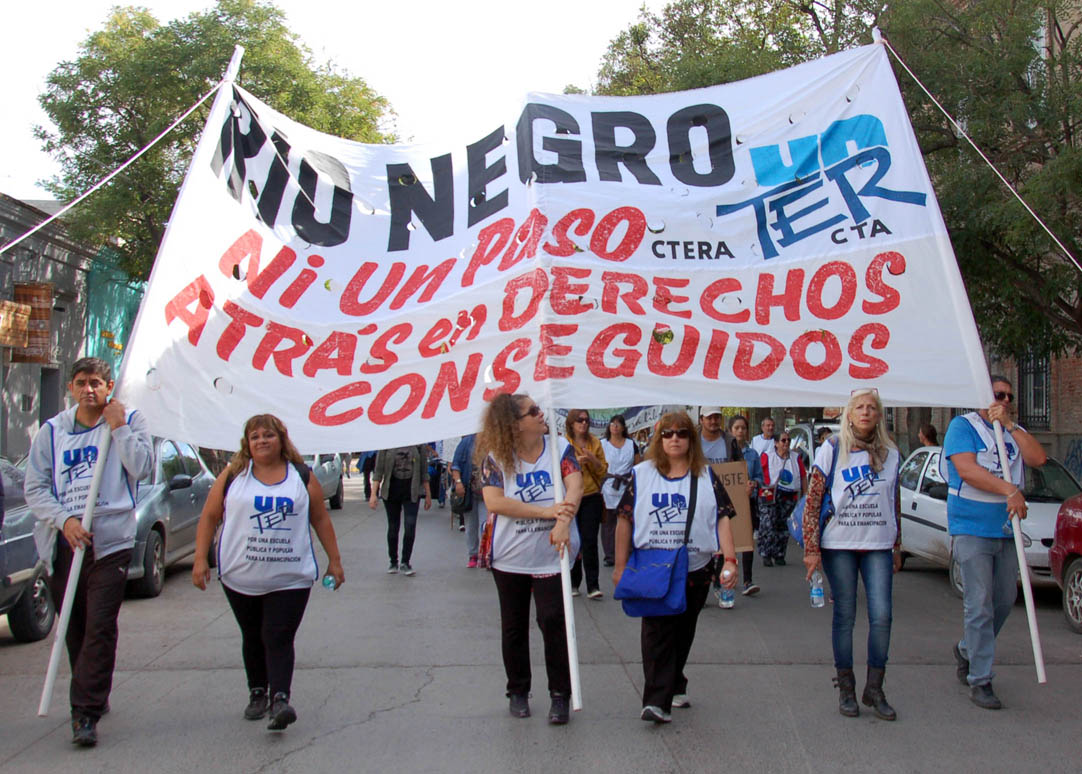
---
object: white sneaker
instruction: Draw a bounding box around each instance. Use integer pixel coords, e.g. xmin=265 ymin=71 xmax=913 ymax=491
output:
xmin=671 ymin=694 xmax=691 ymax=709
xmin=640 ymin=705 xmax=671 ymax=723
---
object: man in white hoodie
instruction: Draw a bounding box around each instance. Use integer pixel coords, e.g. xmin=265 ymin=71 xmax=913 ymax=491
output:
xmin=25 ymin=358 xmax=152 ymax=747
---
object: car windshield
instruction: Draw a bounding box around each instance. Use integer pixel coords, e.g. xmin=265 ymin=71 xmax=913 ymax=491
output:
xmin=1023 ymin=458 xmax=1082 ymax=502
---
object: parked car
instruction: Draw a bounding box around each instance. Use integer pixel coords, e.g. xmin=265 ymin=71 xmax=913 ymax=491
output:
xmin=788 ymin=421 xmax=841 ymax=469
xmin=898 ymin=445 xmax=1082 ymax=596
xmin=1050 ymin=493 xmax=1082 ymax=633
xmin=0 ymin=457 xmax=55 ymax=642
xmin=127 ymin=438 xmax=217 ymax=597
xmin=303 ymin=454 xmax=344 ymax=510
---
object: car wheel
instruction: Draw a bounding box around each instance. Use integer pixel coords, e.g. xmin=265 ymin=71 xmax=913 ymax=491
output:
xmin=949 ymin=551 xmax=965 ymax=599
xmin=1063 ymin=557 xmax=1082 ymax=634
xmin=329 ymin=477 xmax=344 ymax=510
xmin=7 ymin=568 xmax=56 ymax=642
xmin=130 ymin=530 xmax=165 ymax=598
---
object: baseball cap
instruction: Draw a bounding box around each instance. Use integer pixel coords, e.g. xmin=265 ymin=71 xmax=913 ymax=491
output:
xmin=701 ymin=406 xmax=723 ymax=417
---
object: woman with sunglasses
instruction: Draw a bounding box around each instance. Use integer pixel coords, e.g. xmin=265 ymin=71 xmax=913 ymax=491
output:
xmin=802 ymin=388 xmax=902 ymax=720
xmin=600 ymin=414 xmax=641 ymax=568
xmin=477 ymin=394 xmax=583 ymax=724
xmin=758 ymin=431 xmax=805 ymax=566
xmin=612 ymin=412 xmax=737 ymax=723
xmin=565 ymin=409 xmax=608 ymax=598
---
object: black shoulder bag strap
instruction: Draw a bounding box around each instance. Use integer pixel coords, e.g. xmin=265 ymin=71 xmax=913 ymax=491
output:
xmin=683 ymin=474 xmax=698 ymax=545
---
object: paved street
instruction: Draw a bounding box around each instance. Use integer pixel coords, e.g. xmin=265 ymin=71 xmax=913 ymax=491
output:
xmin=1 ymin=476 xmax=1079 ymax=773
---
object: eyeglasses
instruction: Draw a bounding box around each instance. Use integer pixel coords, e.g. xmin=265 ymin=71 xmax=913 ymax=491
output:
xmin=994 ymin=391 xmax=1015 ymax=403
xmin=851 ymin=387 xmax=879 ymax=396
xmin=659 ymin=428 xmax=691 ymax=439
xmin=518 ymin=405 xmax=543 ymax=419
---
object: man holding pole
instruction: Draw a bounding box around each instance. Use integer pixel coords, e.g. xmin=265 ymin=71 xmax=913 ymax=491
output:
xmin=941 ymin=376 xmax=1046 ymax=709
xmin=25 ymin=358 xmax=152 ymax=746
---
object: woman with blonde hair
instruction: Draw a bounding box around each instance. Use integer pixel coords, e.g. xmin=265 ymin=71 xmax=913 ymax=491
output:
xmin=802 ymin=389 xmax=902 ymax=721
xmin=193 ymin=414 xmax=344 ymax=731
xmin=612 ymin=411 xmax=737 ymax=723
xmin=477 ymin=394 xmax=583 ymax=724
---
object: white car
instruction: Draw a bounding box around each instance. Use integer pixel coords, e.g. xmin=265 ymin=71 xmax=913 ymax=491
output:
xmin=898 ymin=445 xmax=1082 ymax=595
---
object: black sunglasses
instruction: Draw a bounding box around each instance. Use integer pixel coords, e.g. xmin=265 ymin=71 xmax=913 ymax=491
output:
xmin=518 ymin=405 xmax=543 ymax=419
xmin=659 ymin=428 xmax=691 ymax=439
xmin=573 ymin=416 xmax=589 ymax=424
xmin=994 ymin=391 xmax=1014 ymax=403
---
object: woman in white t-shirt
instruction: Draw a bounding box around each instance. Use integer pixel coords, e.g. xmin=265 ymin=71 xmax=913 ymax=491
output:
xmin=192 ymin=414 xmax=344 ymax=732
xmin=600 ymin=414 xmax=640 ymax=568
xmin=478 ymin=394 xmax=583 ymax=725
xmin=612 ymin=411 xmax=737 ymax=724
xmin=802 ymin=389 xmax=902 ymax=722
xmin=758 ymin=431 xmax=805 ymax=566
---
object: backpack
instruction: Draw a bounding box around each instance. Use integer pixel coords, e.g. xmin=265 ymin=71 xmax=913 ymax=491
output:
xmin=223 ymin=461 xmax=311 ymax=496
xmin=787 ymin=439 xmax=839 ymax=548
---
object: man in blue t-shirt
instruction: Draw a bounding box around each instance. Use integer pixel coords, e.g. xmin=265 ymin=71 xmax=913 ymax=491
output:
xmin=941 ymin=376 xmax=1046 ymax=710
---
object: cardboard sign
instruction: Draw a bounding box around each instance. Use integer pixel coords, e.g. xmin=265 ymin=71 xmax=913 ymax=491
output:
xmin=710 ymin=460 xmax=753 ymax=553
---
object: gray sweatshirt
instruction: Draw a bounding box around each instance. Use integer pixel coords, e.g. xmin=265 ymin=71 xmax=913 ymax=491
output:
xmin=25 ymin=405 xmax=153 ymax=565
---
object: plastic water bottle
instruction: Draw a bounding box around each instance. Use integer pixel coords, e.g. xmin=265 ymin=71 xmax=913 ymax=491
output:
xmin=718 ymin=568 xmax=735 ymax=608
xmin=322 ymin=574 xmax=336 ymax=590
xmin=809 ymin=569 xmax=825 ymax=608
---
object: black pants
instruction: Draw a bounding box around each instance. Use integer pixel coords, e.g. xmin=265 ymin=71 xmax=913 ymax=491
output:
xmin=570 ymin=492 xmax=604 ymax=592
xmin=601 ymin=507 xmax=617 ymax=563
xmin=50 ymin=541 xmax=132 ymax=721
xmin=223 ymin=585 xmax=310 ymax=698
xmin=385 ymin=495 xmax=420 ymax=564
xmin=492 ymin=568 xmax=570 ymax=697
xmin=641 ymin=566 xmax=713 ymax=712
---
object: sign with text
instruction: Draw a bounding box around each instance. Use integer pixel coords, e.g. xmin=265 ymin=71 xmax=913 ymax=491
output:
xmin=711 ymin=461 xmax=753 ymax=554
xmin=119 ymin=43 xmax=989 ymax=452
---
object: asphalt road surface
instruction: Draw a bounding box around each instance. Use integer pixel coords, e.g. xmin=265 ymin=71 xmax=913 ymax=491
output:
xmin=2 ymin=476 xmax=1079 ymax=773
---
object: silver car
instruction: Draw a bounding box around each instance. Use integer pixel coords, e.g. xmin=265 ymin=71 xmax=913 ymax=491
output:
xmin=126 ymin=438 xmax=217 ymax=597
xmin=302 ymin=454 xmax=345 ymax=510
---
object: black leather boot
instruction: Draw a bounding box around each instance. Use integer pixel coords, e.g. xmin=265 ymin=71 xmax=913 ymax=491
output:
xmin=833 ymin=668 xmax=859 ymax=717
xmin=861 ymin=666 xmax=897 ymax=720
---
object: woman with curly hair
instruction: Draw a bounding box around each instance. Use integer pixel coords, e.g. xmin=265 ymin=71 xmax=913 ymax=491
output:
xmin=476 ymin=393 xmax=583 ymax=724
xmin=612 ymin=411 xmax=737 ymax=723
xmin=802 ymin=389 xmax=902 ymax=721
xmin=192 ymin=414 xmax=344 ymax=732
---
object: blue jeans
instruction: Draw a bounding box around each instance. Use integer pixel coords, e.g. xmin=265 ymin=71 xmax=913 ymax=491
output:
xmin=954 ymin=535 xmax=1017 ymax=686
xmin=821 ymin=549 xmax=894 ymax=669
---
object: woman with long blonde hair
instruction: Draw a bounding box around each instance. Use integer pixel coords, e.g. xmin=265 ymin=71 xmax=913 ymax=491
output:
xmin=476 ymin=393 xmax=583 ymax=724
xmin=802 ymin=388 xmax=902 ymax=721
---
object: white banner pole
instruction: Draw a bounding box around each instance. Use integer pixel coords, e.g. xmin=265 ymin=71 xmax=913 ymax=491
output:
xmin=991 ymin=420 xmax=1047 ymax=684
xmin=38 ymin=44 xmax=247 ymax=718
xmin=548 ymin=413 xmax=583 ymax=711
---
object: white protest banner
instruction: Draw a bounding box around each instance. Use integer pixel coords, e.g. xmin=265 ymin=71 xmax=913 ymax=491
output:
xmin=119 ymin=41 xmax=989 ymax=452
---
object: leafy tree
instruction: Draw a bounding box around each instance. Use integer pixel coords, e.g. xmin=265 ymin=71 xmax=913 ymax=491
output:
xmin=883 ymin=0 xmax=1082 ymax=357
xmin=595 ymin=0 xmax=1082 ymax=357
xmin=37 ymin=0 xmax=392 ymax=280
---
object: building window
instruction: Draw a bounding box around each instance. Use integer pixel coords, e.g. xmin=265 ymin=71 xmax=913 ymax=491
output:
xmin=1017 ymin=354 xmax=1051 ymax=430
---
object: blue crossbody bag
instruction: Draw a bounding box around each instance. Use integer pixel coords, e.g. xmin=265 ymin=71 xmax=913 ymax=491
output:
xmin=613 ymin=474 xmax=698 ymax=617
xmin=788 ymin=439 xmax=839 ymax=548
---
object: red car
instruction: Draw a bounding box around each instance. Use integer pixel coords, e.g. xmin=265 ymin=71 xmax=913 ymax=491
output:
xmin=1050 ymin=492 xmax=1082 ymax=633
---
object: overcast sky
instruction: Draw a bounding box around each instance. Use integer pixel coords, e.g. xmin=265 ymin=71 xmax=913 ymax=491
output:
xmin=2 ymin=0 xmax=668 ymax=200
